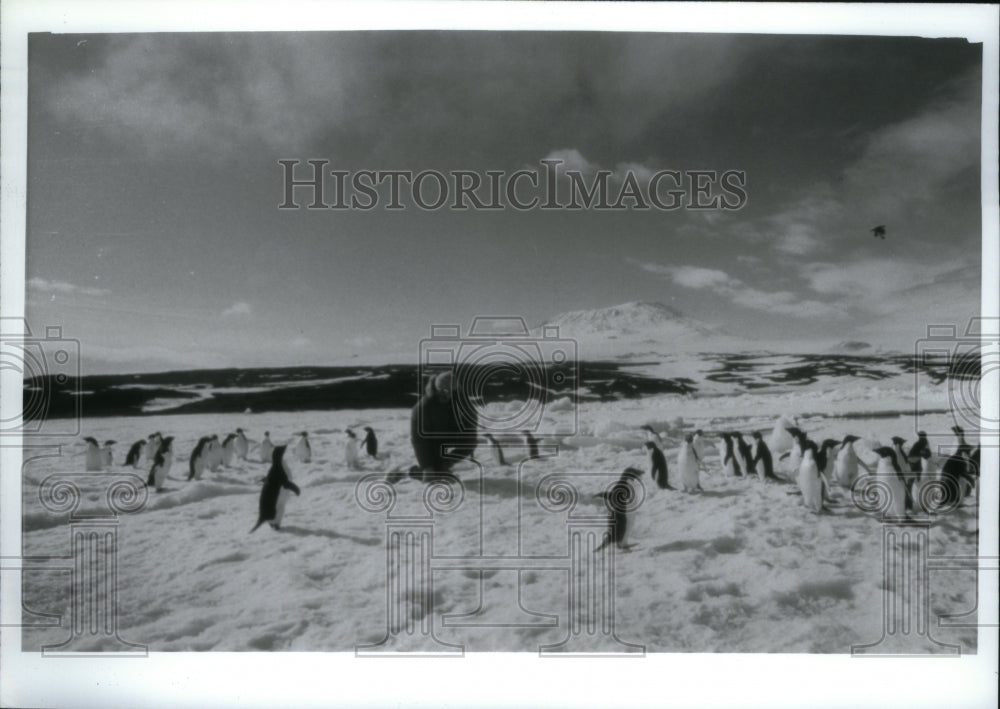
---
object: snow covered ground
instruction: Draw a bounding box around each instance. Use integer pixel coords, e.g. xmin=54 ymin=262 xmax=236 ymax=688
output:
xmin=20 ymin=376 xmax=982 ymax=654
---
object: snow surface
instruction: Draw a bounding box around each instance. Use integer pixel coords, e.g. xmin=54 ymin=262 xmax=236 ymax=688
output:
xmin=20 ymin=376 xmax=981 ymax=654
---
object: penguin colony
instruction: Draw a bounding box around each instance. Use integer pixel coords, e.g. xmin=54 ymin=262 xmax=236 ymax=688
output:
xmin=80 ymin=413 xmax=978 ymax=542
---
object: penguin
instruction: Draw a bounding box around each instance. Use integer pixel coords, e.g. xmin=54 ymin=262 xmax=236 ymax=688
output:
xmin=188 ymin=436 xmax=212 ymax=481
xmin=719 ymin=433 xmax=739 ymax=477
xmin=206 ymin=435 xmax=224 ymax=471
xmin=906 ymin=431 xmax=930 ymax=471
xmin=781 ymin=427 xmax=807 ymax=475
xmin=145 ymin=432 xmax=162 ymax=462
xmin=593 ymin=466 xmax=644 ymax=552
xmin=523 ymin=431 xmax=540 ymax=460
xmin=147 ymin=436 xmax=174 ymax=492
xmin=678 ymin=434 xmax=701 ymax=492
xmin=100 ymin=440 xmax=116 ymax=469
xmin=951 ymin=425 xmax=972 ymax=456
xmin=833 ymin=434 xmax=870 ymax=489
xmin=871 ymin=225 xmax=886 ymax=239
xmin=291 ymin=431 xmax=311 ymax=464
xmin=733 ymin=432 xmax=756 ymax=478
xmin=362 ymin=427 xmax=379 ymax=458
xmin=83 ymin=437 xmax=103 ymax=471
xmin=234 ymin=428 xmax=250 ymax=460
xmin=124 ymin=439 xmax=146 ymax=468
xmin=484 ymin=433 xmax=507 ymax=467
xmin=796 ymin=441 xmax=825 ymax=514
xmin=817 ymin=439 xmax=840 ymax=504
xmin=259 ymin=431 xmax=274 ymax=464
xmin=345 ymin=429 xmax=361 ymax=470
xmin=644 ymin=440 xmax=673 ymax=490
xmin=640 ymin=424 xmax=663 ymax=445
xmin=751 ymin=432 xmax=779 ymax=481
xmin=912 ymin=448 xmax=939 ymax=515
xmin=221 ymin=433 xmax=238 ymax=467
xmin=967 ymin=447 xmax=980 ymax=499
xmin=891 ymin=436 xmax=915 ymax=511
xmin=940 ymin=447 xmax=975 ymax=508
xmin=250 ymin=445 xmax=301 ymax=532
xmin=872 ymin=446 xmax=908 ymax=519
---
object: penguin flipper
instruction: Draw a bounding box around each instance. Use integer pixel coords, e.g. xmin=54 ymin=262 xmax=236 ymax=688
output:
xmin=285 ymin=481 xmax=302 ymax=496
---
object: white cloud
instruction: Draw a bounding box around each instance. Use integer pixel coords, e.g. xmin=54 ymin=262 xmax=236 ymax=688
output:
xmin=221 ymin=301 xmax=252 ymax=317
xmin=543 ymin=148 xmax=598 ymax=175
xmin=27 ymin=277 xmax=110 ymax=297
xmin=628 ymin=258 xmax=846 ymax=319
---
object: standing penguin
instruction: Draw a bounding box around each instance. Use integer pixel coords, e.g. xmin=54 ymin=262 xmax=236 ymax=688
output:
xmin=833 ymin=434 xmax=870 ymax=489
xmin=484 ymin=434 xmax=507 ymax=467
xmin=733 ymin=433 xmax=756 ymax=478
xmin=206 ymin=435 xmax=224 ymax=471
xmin=100 ymin=440 xmax=116 ymax=469
xmin=644 ymin=440 xmax=673 ymax=490
xmin=145 ymin=432 xmax=162 ymax=463
xmin=291 ymin=431 xmax=312 ymax=463
xmin=952 ymin=425 xmax=972 ymax=456
xmin=147 ymin=436 xmax=174 ymax=492
xmin=906 ymin=431 xmax=930 ymax=471
xmin=913 ymin=448 xmax=939 ymax=515
xmin=720 ymin=433 xmax=738 ymax=477
xmin=188 ymin=436 xmax=212 ymax=481
xmin=259 ymin=431 xmax=274 ymax=464
xmin=797 ymin=441 xmax=825 ymax=514
xmin=221 ymin=433 xmax=239 ymax=468
xmin=362 ymin=427 xmax=379 ymax=459
xmin=83 ymin=437 xmax=103 ymax=471
xmin=782 ymin=427 xmax=809 ymax=476
xmin=678 ymin=434 xmax=701 ymax=492
xmin=940 ymin=447 xmax=975 ymax=508
xmin=523 ymin=431 xmax=540 ymax=460
xmin=234 ymin=428 xmax=250 ymax=460
xmin=872 ymin=446 xmax=908 ymax=519
xmin=593 ymin=467 xmax=644 ymax=552
xmin=250 ymin=445 xmax=301 ymax=532
xmin=124 ymin=439 xmax=146 ymax=468
xmin=891 ymin=436 xmax=915 ymax=511
xmin=751 ymin=432 xmax=779 ymax=481
xmin=817 ymin=439 xmax=840 ymax=504
xmin=345 ymin=429 xmax=361 ymax=470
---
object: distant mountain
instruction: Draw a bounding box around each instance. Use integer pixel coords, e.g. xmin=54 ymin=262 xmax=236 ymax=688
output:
xmin=538 ymin=301 xmax=753 ymax=357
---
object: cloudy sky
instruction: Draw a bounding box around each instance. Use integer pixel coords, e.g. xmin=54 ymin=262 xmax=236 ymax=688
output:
xmin=26 ymin=31 xmax=983 ymax=372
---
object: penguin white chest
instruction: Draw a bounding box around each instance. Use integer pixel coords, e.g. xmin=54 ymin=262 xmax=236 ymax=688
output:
xmin=679 ymin=448 xmax=699 ymax=491
xmin=154 ymin=453 xmax=172 ymax=489
xmin=797 ymin=456 xmax=822 ymax=513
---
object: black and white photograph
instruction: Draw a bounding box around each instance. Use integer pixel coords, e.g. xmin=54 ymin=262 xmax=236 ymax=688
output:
xmin=2 ymin=2 xmax=997 ymax=707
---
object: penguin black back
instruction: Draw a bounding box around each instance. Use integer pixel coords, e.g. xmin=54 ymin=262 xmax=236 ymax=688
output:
xmin=188 ymin=436 xmax=211 ymax=480
xmin=363 ymin=427 xmax=378 ymax=457
xmin=644 ymin=441 xmax=670 ymax=489
xmin=751 ymin=432 xmax=776 ymax=479
xmin=251 ymin=445 xmax=302 ymax=532
xmin=125 ymin=440 xmax=144 ymax=466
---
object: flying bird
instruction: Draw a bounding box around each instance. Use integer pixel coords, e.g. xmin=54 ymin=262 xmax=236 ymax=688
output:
xmin=871 ymin=225 xmax=886 ymax=239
